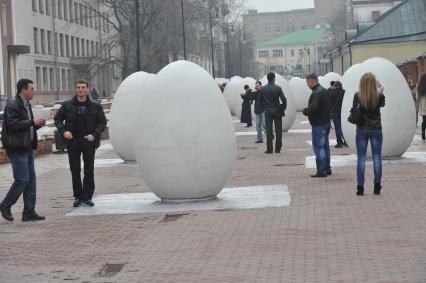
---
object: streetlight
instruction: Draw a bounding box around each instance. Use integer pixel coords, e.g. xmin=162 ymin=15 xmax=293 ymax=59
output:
xmin=208 ymin=9 xmax=215 ymax=78
xmin=135 ymin=0 xmax=141 ymax=70
xmin=180 ymin=0 xmax=187 ymax=60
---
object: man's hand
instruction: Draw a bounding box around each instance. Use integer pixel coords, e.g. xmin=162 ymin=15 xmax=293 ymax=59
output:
xmin=34 ymin=119 xmax=46 ymax=127
xmin=302 ymin=108 xmax=309 ymax=116
xmin=63 ymin=131 xmax=73 ymax=140
xmin=84 ymin=134 xmax=95 ymax=142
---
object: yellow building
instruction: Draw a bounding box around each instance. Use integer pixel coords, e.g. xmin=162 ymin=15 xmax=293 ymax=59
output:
xmin=328 ymin=0 xmax=426 ymax=74
xmin=255 ymin=28 xmax=331 ymax=77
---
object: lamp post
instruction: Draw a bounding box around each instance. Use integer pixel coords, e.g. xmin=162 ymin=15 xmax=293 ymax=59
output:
xmin=135 ymin=0 xmax=141 ymax=70
xmin=180 ymin=0 xmax=187 ymax=60
xmin=209 ymin=9 xmax=215 ymax=78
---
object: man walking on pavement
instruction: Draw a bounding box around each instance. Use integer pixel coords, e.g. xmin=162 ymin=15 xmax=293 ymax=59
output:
xmin=261 ymin=73 xmax=287 ymax=154
xmin=0 ymin=79 xmax=46 ymax=222
xmin=303 ymin=73 xmax=332 ymax=177
xmin=250 ymin=81 xmax=266 ymax=143
xmin=54 ymin=80 xmax=107 ymax=207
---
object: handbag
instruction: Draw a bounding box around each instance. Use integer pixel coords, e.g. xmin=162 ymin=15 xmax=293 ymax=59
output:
xmin=348 ymin=104 xmax=363 ymax=125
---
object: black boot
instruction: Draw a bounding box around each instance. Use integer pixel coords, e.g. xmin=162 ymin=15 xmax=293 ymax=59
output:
xmin=374 ymin=183 xmax=382 ymax=195
xmin=422 ymin=123 xmax=425 ymax=140
xmin=356 ymin=185 xmax=364 ymax=196
xmin=334 ymin=140 xmax=344 ymax=148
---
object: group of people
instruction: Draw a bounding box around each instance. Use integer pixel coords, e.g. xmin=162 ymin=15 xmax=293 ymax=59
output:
xmin=0 ymin=79 xmax=106 ymax=222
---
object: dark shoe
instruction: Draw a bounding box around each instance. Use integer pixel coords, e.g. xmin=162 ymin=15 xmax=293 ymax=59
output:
xmin=245 ymin=125 xmax=252 ymax=128
xmin=22 ymin=212 xmax=45 ymax=222
xmin=374 ymin=183 xmax=382 ymax=195
xmin=255 ymin=140 xmax=263 ymax=144
xmin=356 ymin=185 xmax=364 ymax=196
xmin=422 ymin=132 xmax=425 ymax=140
xmin=0 ymin=205 xmax=13 ymax=221
xmin=327 ymin=171 xmax=332 ymax=176
xmin=310 ymin=173 xmax=327 ymax=178
xmin=73 ymin=197 xmax=82 ymax=207
xmin=275 ymin=150 xmax=281 ymax=153
xmin=334 ymin=143 xmax=343 ymax=148
xmin=264 ymin=150 xmax=273 ymax=154
xmin=82 ymin=199 xmax=95 ymax=207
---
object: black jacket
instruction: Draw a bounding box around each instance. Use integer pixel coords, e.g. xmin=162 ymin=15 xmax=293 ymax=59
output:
xmin=250 ymin=90 xmax=265 ymax=114
xmin=54 ymin=96 xmax=107 ymax=148
xmin=260 ymin=82 xmax=287 ymax=115
xmin=303 ymin=84 xmax=331 ymax=127
xmin=329 ymin=87 xmax=345 ymax=115
xmin=1 ymin=95 xmax=40 ymax=154
xmin=353 ymin=92 xmax=385 ymax=130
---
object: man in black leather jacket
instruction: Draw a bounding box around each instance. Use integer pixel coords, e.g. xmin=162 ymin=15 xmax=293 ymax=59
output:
xmin=54 ymin=79 xmax=107 ymax=207
xmin=260 ymin=72 xmax=287 ymax=153
xmin=303 ymin=73 xmax=332 ymax=177
xmin=0 ymin=79 xmax=46 ymax=222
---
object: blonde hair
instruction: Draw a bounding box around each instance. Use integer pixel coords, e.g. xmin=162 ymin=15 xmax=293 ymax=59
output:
xmin=359 ymin=73 xmax=379 ymax=109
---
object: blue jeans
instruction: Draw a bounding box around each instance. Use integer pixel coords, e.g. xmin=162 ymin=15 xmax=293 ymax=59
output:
xmin=0 ymin=152 xmax=37 ymax=214
xmin=255 ymin=112 xmax=266 ymax=141
xmin=356 ymin=129 xmax=383 ymax=186
xmin=312 ymin=123 xmax=331 ymax=175
xmin=332 ymin=113 xmax=344 ymax=142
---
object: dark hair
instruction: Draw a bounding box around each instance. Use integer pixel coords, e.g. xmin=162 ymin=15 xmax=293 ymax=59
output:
xmin=244 ymin=85 xmax=250 ymax=90
xmin=418 ymin=74 xmax=426 ymax=97
xmin=267 ymin=72 xmax=275 ymax=82
xmin=75 ymin=79 xmax=89 ymax=87
xmin=256 ymin=80 xmax=262 ymax=85
xmin=306 ymin=73 xmax=318 ymax=81
xmin=330 ymin=81 xmax=336 ymax=87
xmin=16 ymin=79 xmax=33 ymax=94
xmin=334 ymin=81 xmax=342 ymax=89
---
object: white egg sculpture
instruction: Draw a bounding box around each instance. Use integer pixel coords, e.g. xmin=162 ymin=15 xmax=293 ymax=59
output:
xmin=289 ymin=77 xmax=311 ymax=111
xmin=223 ymin=76 xmax=241 ymax=115
xmin=260 ymin=73 xmax=296 ymax=132
xmin=341 ymin=57 xmax=416 ymax=157
xmin=109 ymin=71 xmax=155 ymax=161
xmin=229 ymin=77 xmax=256 ymax=121
xmin=135 ymin=61 xmax=236 ymax=201
xmin=32 ymin=105 xmax=51 ymax=120
xmin=321 ymin=72 xmax=342 ymax=89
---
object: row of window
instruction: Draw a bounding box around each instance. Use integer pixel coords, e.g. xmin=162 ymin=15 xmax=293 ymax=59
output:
xmin=35 ymin=66 xmax=72 ymax=92
xmin=33 ymin=27 xmax=100 ymax=58
xmin=257 ymin=25 xmax=309 ymax=34
xmin=258 ymin=48 xmax=311 ymax=58
xmin=32 ymin=0 xmax=110 ymax=33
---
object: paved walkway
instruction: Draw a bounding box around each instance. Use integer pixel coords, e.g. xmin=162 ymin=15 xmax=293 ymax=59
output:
xmin=0 ymin=113 xmax=425 ymax=283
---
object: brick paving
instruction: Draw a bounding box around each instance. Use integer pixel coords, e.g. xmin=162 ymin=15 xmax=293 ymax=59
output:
xmin=0 ymin=113 xmax=425 ymax=283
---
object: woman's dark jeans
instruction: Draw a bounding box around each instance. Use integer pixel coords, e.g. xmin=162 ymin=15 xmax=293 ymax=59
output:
xmin=356 ymin=129 xmax=383 ymax=186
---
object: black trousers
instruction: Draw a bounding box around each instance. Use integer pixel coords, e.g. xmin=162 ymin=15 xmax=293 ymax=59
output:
xmin=67 ymin=139 xmax=96 ymax=200
xmin=422 ymin=115 xmax=426 ymax=139
xmin=265 ymin=110 xmax=283 ymax=152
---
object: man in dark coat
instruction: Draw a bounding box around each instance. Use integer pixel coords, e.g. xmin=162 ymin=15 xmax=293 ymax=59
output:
xmin=329 ymin=81 xmax=347 ymax=148
xmin=250 ymin=81 xmax=265 ymax=143
xmin=54 ymin=79 xmax=107 ymax=207
xmin=303 ymin=73 xmax=332 ymax=177
xmin=0 ymin=79 xmax=46 ymax=222
xmin=240 ymin=85 xmax=252 ymax=127
xmin=260 ymin=72 xmax=287 ymax=154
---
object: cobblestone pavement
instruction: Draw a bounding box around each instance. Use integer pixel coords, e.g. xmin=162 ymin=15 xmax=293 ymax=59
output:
xmin=0 ymin=113 xmax=425 ymax=283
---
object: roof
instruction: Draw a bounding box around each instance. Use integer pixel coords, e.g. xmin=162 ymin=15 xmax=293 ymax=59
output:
xmin=257 ymin=29 xmax=330 ymax=47
xmin=353 ymin=0 xmax=426 ymax=44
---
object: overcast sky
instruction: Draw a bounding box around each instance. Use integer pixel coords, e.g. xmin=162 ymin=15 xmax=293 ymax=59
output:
xmin=246 ymin=0 xmax=314 ymax=13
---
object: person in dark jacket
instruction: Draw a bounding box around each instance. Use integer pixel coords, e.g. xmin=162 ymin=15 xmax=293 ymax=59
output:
xmin=303 ymin=73 xmax=332 ymax=177
xmin=54 ymin=79 xmax=107 ymax=207
xmin=0 ymin=79 xmax=46 ymax=222
xmin=240 ymin=85 xmax=252 ymax=127
xmin=260 ymin=72 xmax=287 ymax=153
xmin=250 ymin=81 xmax=265 ymax=143
xmin=353 ymin=73 xmax=385 ymax=196
xmin=329 ymin=81 xmax=347 ymax=148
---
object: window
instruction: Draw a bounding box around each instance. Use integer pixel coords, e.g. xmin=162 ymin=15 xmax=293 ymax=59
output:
xmin=36 ymin=67 xmax=42 ymax=90
xmin=49 ymin=68 xmax=55 ymax=91
xmin=74 ymin=3 xmax=79 ymax=24
xmin=81 ymin=39 xmax=85 ymax=56
xmin=372 ymin=11 xmax=380 ymax=20
xmin=258 ymin=50 xmax=269 ymax=58
xmin=307 ymin=48 xmax=310 ymax=56
xmin=32 ymin=0 xmax=37 ymax=12
xmin=38 ymin=0 xmax=44 ymax=14
xmin=290 ymin=49 xmax=294 ymax=56
xmin=79 ymin=4 xmax=83 ymax=25
xmin=58 ymin=0 xmax=62 ymax=19
xmin=299 ymin=49 xmax=303 ymax=56
xmin=272 ymin=26 xmax=281 ymax=33
xmin=84 ymin=6 xmax=89 ymax=26
xmin=33 ymin=28 xmax=39 ymax=53
xmin=47 ymin=30 xmax=52 ymax=54
xmin=94 ymin=10 xmax=98 ymax=29
xmin=76 ymin=37 xmax=80 ymax=56
xmin=67 ymin=69 xmax=72 ymax=90
xmin=43 ymin=67 xmax=48 ymax=91
xmin=89 ymin=8 xmax=93 ymax=28
xmin=61 ymin=69 xmax=66 ymax=91
xmin=45 ymin=0 xmax=50 ymax=15
xmin=86 ymin=40 xmax=90 ymax=56
xmin=69 ymin=0 xmax=74 ymax=22
xmin=264 ymin=25 xmax=270 ymax=33
xmin=54 ymin=32 xmax=58 ymax=55
xmin=91 ymin=41 xmax=95 ymax=56
xmin=65 ymin=35 xmax=70 ymax=57
xmin=40 ymin=29 xmax=46 ymax=54
xmin=52 ymin=0 xmax=56 ymax=17
xmin=96 ymin=42 xmax=99 ymax=56
xmin=64 ymin=0 xmax=68 ymax=20
xmin=59 ymin=33 xmax=64 ymax=56
xmin=273 ymin=49 xmax=283 ymax=57
xmin=301 ymin=25 xmax=307 ymax=30
xmin=71 ymin=36 xmax=75 ymax=56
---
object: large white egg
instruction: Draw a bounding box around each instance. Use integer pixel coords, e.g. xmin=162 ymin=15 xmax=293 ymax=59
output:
xmin=341 ymin=57 xmax=416 ymax=157
xmin=135 ymin=61 xmax=236 ymax=201
xmin=289 ymin=77 xmax=311 ymax=111
xmin=320 ymin=72 xmax=342 ymax=89
xmin=223 ymin=76 xmax=242 ymax=115
xmin=229 ymin=77 xmax=256 ymax=120
xmin=260 ymin=73 xmax=296 ymax=132
xmin=109 ymin=71 xmax=155 ymax=161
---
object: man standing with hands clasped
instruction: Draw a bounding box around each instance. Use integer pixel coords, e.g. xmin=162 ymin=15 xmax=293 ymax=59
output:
xmin=54 ymin=80 xmax=107 ymax=207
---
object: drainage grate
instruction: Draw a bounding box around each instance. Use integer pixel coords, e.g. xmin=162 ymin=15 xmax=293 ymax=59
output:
xmin=97 ymin=263 xmax=125 ymax=277
xmin=238 ymin=146 xmax=257 ymax=150
xmin=237 ymin=156 xmax=246 ymax=160
xmin=162 ymin=213 xmax=189 ymax=222
xmin=273 ymin=162 xmax=304 ymax=167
